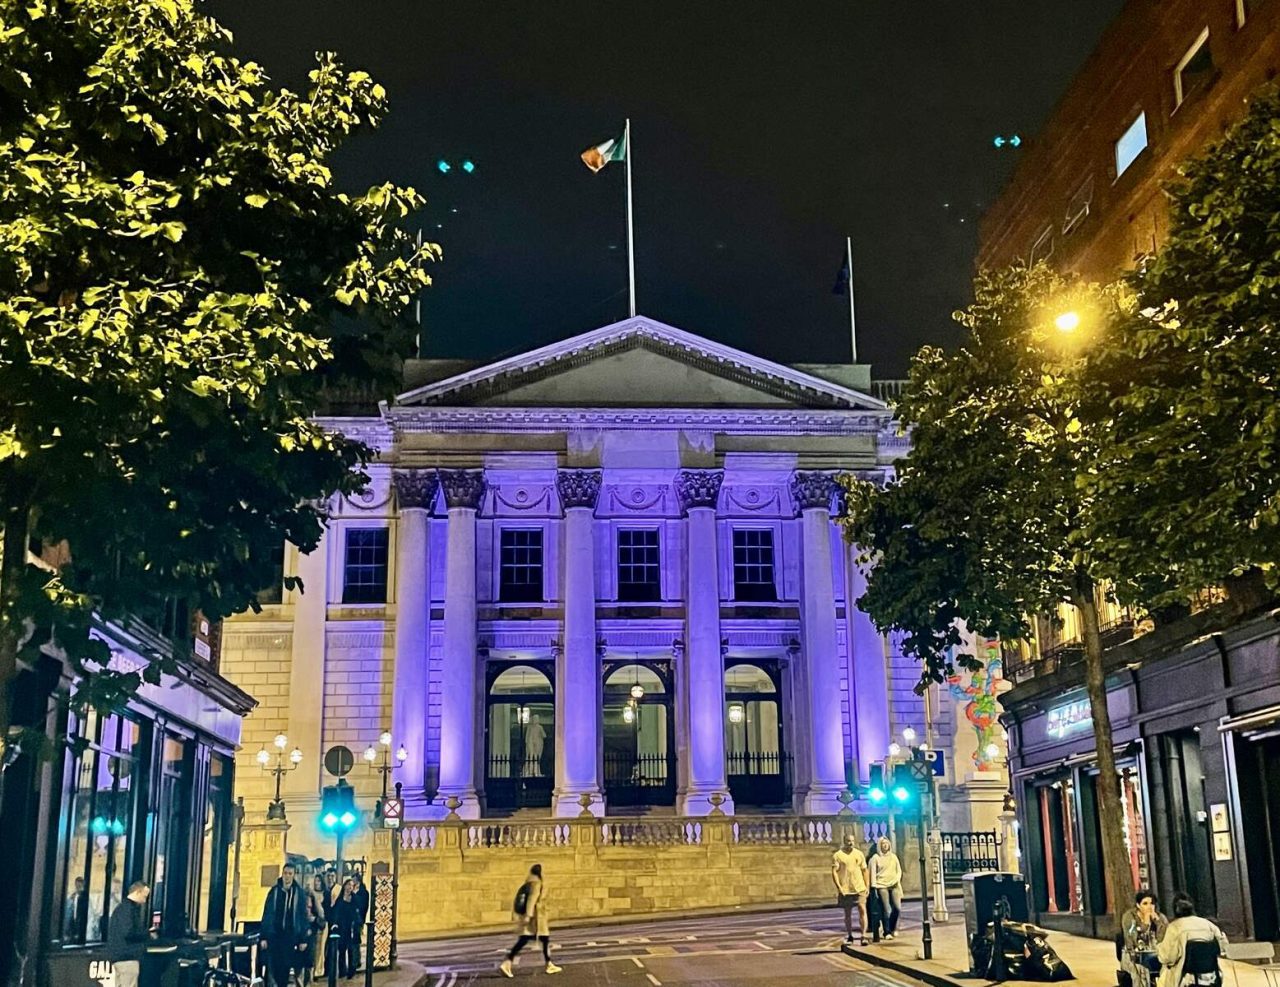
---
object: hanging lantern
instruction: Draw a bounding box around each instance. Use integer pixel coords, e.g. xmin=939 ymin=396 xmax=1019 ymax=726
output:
xmin=630 ymin=683 xmax=645 ymax=701
xmin=622 ymin=704 xmax=635 ymax=724
xmin=728 ymin=704 xmax=745 ymax=724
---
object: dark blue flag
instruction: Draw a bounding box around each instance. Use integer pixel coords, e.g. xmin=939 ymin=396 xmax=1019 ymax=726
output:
xmin=832 ymin=254 xmax=850 ymax=295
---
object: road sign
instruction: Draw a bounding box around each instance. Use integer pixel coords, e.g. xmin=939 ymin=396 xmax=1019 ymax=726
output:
xmin=909 ymin=760 xmax=932 ymax=783
xmin=382 ymin=796 xmax=403 ymax=829
xmin=324 ymin=745 xmax=354 ymax=778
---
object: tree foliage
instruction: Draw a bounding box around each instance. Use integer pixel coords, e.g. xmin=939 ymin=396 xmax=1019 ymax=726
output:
xmin=0 ymin=0 xmax=437 ymax=738
xmin=1088 ymin=88 xmax=1280 ymax=603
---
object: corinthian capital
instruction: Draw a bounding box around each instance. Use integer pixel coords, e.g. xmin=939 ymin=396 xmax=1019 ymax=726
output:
xmin=392 ymin=469 xmax=438 ymax=512
xmin=675 ymin=469 xmax=724 ymax=513
xmin=438 ymin=469 xmax=486 ymax=511
xmin=790 ymin=471 xmax=837 ymax=513
xmin=556 ymin=469 xmax=602 ymax=511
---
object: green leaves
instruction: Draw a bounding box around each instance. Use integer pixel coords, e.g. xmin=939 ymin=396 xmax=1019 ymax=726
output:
xmin=0 ymin=0 xmax=438 ymax=719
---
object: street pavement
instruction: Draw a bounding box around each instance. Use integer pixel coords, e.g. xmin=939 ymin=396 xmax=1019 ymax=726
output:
xmin=400 ymin=906 xmax=934 ymax=986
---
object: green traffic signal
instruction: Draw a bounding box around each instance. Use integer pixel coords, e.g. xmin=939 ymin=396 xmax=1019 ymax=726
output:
xmin=320 ymin=781 xmax=359 ymax=832
xmin=868 ymin=787 xmax=887 ymax=804
xmin=892 ymin=785 xmax=911 ymax=803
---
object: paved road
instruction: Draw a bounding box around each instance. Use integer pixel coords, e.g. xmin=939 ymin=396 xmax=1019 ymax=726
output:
xmin=400 ymin=907 xmax=931 ymax=986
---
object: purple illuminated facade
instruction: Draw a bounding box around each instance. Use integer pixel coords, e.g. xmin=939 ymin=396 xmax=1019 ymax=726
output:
xmin=226 ymin=317 xmax=934 ymax=821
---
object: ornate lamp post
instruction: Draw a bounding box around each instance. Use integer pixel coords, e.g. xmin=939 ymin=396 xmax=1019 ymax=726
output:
xmin=257 ymin=733 xmax=303 ymax=821
xmin=364 ymin=731 xmax=409 ymax=802
xmin=365 ymin=730 xmax=408 ymax=966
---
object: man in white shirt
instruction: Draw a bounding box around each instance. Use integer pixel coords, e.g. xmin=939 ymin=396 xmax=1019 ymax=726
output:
xmin=832 ymin=834 xmax=870 ymax=945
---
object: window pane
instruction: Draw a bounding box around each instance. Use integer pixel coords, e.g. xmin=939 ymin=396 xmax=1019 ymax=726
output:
xmin=499 ymin=529 xmax=543 ymax=603
xmin=617 ymin=529 xmax=661 ymax=602
xmin=197 ymin=755 xmax=233 ymax=932
xmin=732 ymin=529 xmax=776 ymax=601
xmin=1114 ymin=112 xmax=1147 ymax=177
xmin=343 ymin=528 xmax=389 ymax=604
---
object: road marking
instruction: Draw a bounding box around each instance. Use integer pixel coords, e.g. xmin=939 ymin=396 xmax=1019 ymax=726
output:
xmin=753 ymin=940 xmax=774 ymax=951
xmin=645 ymin=974 xmax=662 ymax=987
xmin=630 ymin=957 xmax=645 ymax=969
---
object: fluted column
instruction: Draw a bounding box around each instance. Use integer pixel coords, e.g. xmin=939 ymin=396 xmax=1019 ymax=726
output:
xmin=845 ymin=543 xmax=890 ymax=780
xmin=792 ymin=471 xmax=847 ymax=814
xmin=436 ymin=469 xmax=485 ymax=818
xmin=391 ymin=469 xmax=437 ymax=803
xmin=675 ymin=469 xmax=733 ymax=816
xmin=553 ymin=470 xmax=604 ymax=817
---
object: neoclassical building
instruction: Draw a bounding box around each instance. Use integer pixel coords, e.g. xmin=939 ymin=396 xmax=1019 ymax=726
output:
xmin=222 ymin=318 xmax=1003 ymax=836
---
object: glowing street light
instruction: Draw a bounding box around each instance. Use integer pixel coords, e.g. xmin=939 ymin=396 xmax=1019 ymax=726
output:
xmin=1054 ymin=310 xmax=1081 ymax=333
xmin=902 ymin=727 xmax=917 ymax=744
xmin=258 ymin=737 xmax=303 ymax=821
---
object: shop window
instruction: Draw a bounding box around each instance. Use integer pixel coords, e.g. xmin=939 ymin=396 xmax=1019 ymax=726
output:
xmin=152 ymin=735 xmax=192 ymax=935
xmin=617 ymin=529 xmax=661 ymax=602
xmin=499 ymin=529 xmax=544 ymax=603
xmin=732 ymin=529 xmax=776 ymax=602
xmin=196 ymin=754 xmax=233 ymax=931
xmin=342 ymin=527 xmax=389 ymax=604
xmin=1115 ymin=112 xmax=1148 ymax=178
xmin=1036 ymin=780 xmax=1083 ymax=914
xmin=1174 ymin=29 xmax=1214 ymax=109
xmin=58 ymin=711 xmax=145 ymax=944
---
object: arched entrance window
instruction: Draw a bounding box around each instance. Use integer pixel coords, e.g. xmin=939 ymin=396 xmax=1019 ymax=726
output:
xmin=725 ymin=660 xmax=789 ymax=806
xmin=485 ymin=663 xmax=554 ymax=811
xmin=603 ymin=661 xmax=675 ymax=807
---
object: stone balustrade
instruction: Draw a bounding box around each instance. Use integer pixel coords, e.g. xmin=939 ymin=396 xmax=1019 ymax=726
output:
xmin=391 ymin=812 xmax=914 ymax=937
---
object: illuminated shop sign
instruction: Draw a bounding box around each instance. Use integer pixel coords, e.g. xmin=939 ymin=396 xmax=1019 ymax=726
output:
xmin=1046 ymin=699 xmax=1092 ymax=739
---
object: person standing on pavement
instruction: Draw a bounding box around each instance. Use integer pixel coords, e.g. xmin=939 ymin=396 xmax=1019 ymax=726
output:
xmin=832 ymin=833 xmax=871 ymax=945
xmin=499 ymin=863 xmax=563 ymax=978
xmin=106 ymin=881 xmax=152 ymax=987
xmin=351 ymin=869 xmax=370 ymax=973
xmin=304 ymin=873 xmax=327 ymax=984
xmin=329 ymin=880 xmax=362 ymax=979
xmin=261 ymin=862 xmax=311 ymax=987
xmin=870 ymin=836 xmax=903 ymax=940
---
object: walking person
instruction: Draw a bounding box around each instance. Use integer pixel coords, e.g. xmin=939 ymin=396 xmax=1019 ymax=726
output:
xmin=106 ymin=881 xmax=151 ymax=987
xmin=869 ymin=836 xmax=903 ymax=940
xmin=832 ymin=833 xmax=871 ymax=946
xmin=329 ymin=880 xmax=362 ymax=980
xmin=260 ymin=862 xmax=311 ymax=987
xmin=1156 ymin=893 xmax=1228 ymax=987
xmin=499 ymin=863 xmax=562 ymax=977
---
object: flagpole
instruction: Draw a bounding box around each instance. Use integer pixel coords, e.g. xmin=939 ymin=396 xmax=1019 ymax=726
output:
xmin=846 ymin=234 xmax=858 ymax=363
xmin=625 ymin=118 xmax=636 ymax=317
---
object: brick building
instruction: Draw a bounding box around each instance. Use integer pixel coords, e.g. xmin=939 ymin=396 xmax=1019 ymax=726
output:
xmin=978 ymin=0 xmax=1280 ymax=278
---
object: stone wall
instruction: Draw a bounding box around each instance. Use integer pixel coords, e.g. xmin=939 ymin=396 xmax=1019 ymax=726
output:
xmin=390 ymin=815 xmax=920 ymax=938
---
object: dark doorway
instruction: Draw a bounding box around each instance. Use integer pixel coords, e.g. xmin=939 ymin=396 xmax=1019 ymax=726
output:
xmin=603 ymin=661 xmax=675 ymax=807
xmin=724 ymin=661 xmax=789 ymax=806
xmin=484 ymin=663 xmax=555 ymax=811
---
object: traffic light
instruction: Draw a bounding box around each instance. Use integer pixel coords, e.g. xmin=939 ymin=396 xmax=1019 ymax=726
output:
xmin=868 ymin=762 xmax=886 ymax=804
xmin=891 ymin=763 xmax=920 ymax=806
xmin=320 ymin=780 xmax=358 ymax=832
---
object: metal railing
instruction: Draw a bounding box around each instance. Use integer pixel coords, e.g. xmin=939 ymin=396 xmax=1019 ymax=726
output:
xmin=941 ymin=830 xmax=1000 ymax=878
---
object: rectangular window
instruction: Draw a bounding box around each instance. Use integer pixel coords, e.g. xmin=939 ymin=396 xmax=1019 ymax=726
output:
xmin=1114 ymin=112 xmax=1148 ymax=178
xmin=1062 ymin=176 xmax=1094 ymax=236
xmin=617 ymin=529 xmax=661 ymax=602
xmin=499 ymin=529 xmax=544 ymax=603
xmin=732 ymin=529 xmax=776 ymax=602
xmin=342 ymin=527 xmax=389 ymax=604
xmin=1174 ymin=29 xmax=1214 ymax=108
xmin=1029 ymin=226 xmax=1054 ymax=266
xmin=255 ymin=542 xmax=286 ymax=606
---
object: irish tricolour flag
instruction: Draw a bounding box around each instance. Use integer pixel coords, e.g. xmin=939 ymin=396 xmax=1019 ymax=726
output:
xmin=581 ymin=130 xmax=627 ymax=172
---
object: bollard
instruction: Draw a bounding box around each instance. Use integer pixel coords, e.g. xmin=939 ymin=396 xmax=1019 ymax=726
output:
xmin=364 ymin=919 xmax=375 ymax=987
xmin=327 ymin=928 xmax=340 ymax=987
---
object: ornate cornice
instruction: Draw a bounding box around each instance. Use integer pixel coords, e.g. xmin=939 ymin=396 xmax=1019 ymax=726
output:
xmin=392 ymin=468 xmax=438 ymax=512
xmin=387 ymin=406 xmax=891 ymax=436
xmin=675 ymin=469 xmax=724 ymax=513
xmin=556 ymin=469 xmax=602 ymax=510
xmin=438 ymin=469 xmax=486 ymax=511
xmin=791 ymin=471 xmax=838 ymax=513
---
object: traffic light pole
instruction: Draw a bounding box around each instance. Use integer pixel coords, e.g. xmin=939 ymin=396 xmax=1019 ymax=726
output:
xmin=917 ymin=797 xmax=933 ymax=960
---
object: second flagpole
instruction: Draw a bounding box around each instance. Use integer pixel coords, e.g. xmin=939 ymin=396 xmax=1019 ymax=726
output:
xmin=625 ymin=118 xmax=636 ymax=317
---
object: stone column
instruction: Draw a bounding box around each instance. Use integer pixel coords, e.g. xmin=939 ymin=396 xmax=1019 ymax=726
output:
xmin=845 ymin=543 xmax=891 ymax=780
xmin=553 ymin=470 xmax=604 ymax=817
xmin=792 ymin=471 xmax=847 ymax=815
xmin=286 ymin=529 xmax=328 ymax=799
xmin=391 ymin=469 xmax=437 ymax=805
xmin=675 ymin=469 xmax=733 ymax=816
xmin=435 ymin=469 xmax=485 ymax=818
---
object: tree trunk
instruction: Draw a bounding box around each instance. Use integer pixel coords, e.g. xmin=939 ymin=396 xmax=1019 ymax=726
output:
xmin=1072 ymin=584 xmax=1137 ymax=917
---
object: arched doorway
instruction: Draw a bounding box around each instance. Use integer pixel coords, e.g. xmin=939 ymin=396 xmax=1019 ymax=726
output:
xmin=603 ymin=661 xmax=676 ymax=807
xmin=485 ymin=663 xmax=554 ymax=811
xmin=725 ymin=660 xmax=789 ymax=806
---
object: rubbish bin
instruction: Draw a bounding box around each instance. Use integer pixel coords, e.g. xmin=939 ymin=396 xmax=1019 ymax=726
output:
xmin=962 ymin=872 xmax=1029 ymax=973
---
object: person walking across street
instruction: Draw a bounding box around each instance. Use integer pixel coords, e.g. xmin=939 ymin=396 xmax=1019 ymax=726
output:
xmin=870 ymin=836 xmax=903 ymax=940
xmin=261 ymin=862 xmax=312 ymax=987
xmin=329 ymin=879 xmax=362 ymax=980
xmin=1157 ymin=893 xmax=1228 ymax=987
xmin=499 ymin=863 xmax=562 ymax=977
xmin=106 ymin=881 xmax=152 ymax=987
xmin=832 ymin=833 xmax=871 ymax=946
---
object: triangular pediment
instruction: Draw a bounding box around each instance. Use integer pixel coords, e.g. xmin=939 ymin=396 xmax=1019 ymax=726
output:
xmin=394 ymin=317 xmax=885 ymax=411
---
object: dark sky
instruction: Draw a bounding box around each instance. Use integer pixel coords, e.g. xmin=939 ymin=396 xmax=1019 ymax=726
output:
xmin=207 ymin=1 xmax=1124 ymax=377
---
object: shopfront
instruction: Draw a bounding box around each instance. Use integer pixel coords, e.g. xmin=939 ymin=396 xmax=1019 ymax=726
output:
xmin=3 ymin=621 xmax=253 ymax=987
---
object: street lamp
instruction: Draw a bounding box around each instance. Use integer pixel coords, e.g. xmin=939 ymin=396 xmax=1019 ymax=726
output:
xmin=257 ymin=734 xmax=303 ymax=821
xmin=365 ymin=730 xmax=408 ymax=803
xmin=1054 ymin=310 xmax=1081 ymax=333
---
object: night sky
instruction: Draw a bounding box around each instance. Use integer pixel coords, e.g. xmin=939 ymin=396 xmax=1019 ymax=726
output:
xmin=208 ymin=2 xmax=1125 ymax=377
